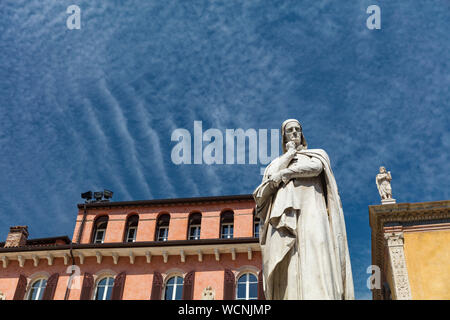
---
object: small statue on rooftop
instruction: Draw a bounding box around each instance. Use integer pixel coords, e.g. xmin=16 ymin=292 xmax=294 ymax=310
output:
xmin=376 ymin=166 xmax=396 ymax=204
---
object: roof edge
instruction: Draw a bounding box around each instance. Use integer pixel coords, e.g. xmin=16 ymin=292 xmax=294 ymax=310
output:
xmin=76 ymin=194 xmax=254 ymax=209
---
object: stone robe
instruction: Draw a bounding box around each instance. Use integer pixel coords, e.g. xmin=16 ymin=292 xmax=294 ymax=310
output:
xmin=253 ymin=148 xmax=354 ymax=300
xmin=376 ymin=173 xmax=392 ymax=199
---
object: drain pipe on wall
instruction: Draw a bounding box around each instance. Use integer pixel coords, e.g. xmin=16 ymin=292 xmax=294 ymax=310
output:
xmin=76 ymin=202 xmax=88 ymax=244
xmin=65 ymin=201 xmax=87 ymax=300
xmin=63 ymin=242 xmax=76 ymax=300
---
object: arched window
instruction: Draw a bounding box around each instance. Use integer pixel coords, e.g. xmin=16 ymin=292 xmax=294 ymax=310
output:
xmin=164 ymin=276 xmax=183 ymax=300
xmin=188 ymin=212 xmax=202 ymax=240
xmin=253 ymin=210 xmax=260 ymax=238
xmin=220 ymin=211 xmax=234 ymax=239
xmin=92 ymin=216 xmax=108 ymax=244
xmin=27 ymin=278 xmax=47 ymax=300
xmin=156 ymin=214 xmax=170 ymax=241
xmin=94 ymin=276 xmax=114 ymax=300
xmin=124 ymin=215 xmax=139 ymax=243
xmin=236 ymin=273 xmax=258 ymax=300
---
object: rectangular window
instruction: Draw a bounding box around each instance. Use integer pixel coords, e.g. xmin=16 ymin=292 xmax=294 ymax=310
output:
xmin=254 ymin=222 xmax=260 ymax=238
xmin=94 ymin=230 xmax=105 ymax=244
xmin=221 ymin=223 xmax=234 ymax=239
xmin=158 ymin=227 xmax=169 ymax=241
xmin=189 ymin=225 xmax=201 ymax=240
xmin=126 ymin=227 xmax=137 ymax=242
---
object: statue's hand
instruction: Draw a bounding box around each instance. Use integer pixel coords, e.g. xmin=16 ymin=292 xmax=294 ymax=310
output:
xmin=270 ymin=171 xmax=282 ymax=186
xmin=286 ymin=141 xmax=297 ymax=152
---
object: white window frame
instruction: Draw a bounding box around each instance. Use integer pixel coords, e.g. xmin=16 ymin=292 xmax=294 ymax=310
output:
xmin=126 ymin=226 xmax=137 ymax=242
xmin=27 ymin=278 xmax=47 ymax=300
xmin=157 ymin=226 xmax=169 ymax=241
xmin=254 ymin=220 xmax=260 ymax=238
xmin=93 ymin=276 xmax=115 ymax=300
xmin=188 ymin=224 xmax=201 ymax=240
xmin=163 ymin=275 xmax=184 ymax=300
xmin=221 ymin=222 xmax=234 ymax=239
xmin=236 ymin=273 xmax=258 ymax=300
xmin=94 ymin=228 xmax=106 ymax=244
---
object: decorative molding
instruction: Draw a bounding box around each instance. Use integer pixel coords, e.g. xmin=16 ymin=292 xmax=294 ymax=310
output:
xmin=129 ymin=251 xmax=135 ymax=264
xmin=214 ymin=248 xmax=220 ymax=261
xmin=231 ymin=248 xmax=236 ymax=261
xmin=94 ymin=269 xmax=117 ymax=282
xmin=0 ymin=242 xmax=262 ymax=269
xmin=247 ymin=247 xmax=252 ymax=260
xmin=201 ymin=286 xmax=215 ymax=300
xmin=112 ymin=252 xmax=119 ymax=265
xmin=27 ymin=271 xmax=50 ymax=283
xmin=1 ymin=256 xmax=8 ymax=268
xmin=32 ymin=255 xmax=39 ymax=267
xmin=46 ymin=254 xmax=54 ymax=266
xmin=78 ymin=252 xmax=85 ymax=264
xmin=18 ymin=255 xmax=25 ymax=267
xmin=95 ymin=251 xmax=102 ymax=264
xmin=235 ymin=265 xmax=260 ymax=280
xmin=63 ymin=253 xmax=70 ymax=265
xmin=384 ymin=232 xmax=412 ymax=300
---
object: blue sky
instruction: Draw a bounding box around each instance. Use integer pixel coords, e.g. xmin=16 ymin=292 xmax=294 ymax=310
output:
xmin=0 ymin=0 xmax=449 ymax=299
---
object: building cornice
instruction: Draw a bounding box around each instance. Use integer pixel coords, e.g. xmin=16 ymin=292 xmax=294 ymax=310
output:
xmin=76 ymin=194 xmax=255 ymax=210
xmin=0 ymin=238 xmax=260 ymax=268
xmin=0 ymin=237 xmax=258 ymax=253
xmin=369 ymin=200 xmax=450 ymax=300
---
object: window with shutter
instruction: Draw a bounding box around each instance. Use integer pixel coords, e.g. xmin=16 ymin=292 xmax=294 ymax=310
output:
xmin=27 ymin=279 xmax=47 ymax=300
xmin=42 ymin=273 xmax=59 ymax=300
xmin=111 ymin=272 xmax=126 ymax=300
xmin=150 ymin=271 xmax=163 ymax=300
xmin=80 ymin=272 xmax=94 ymax=300
xmin=13 ymin=274 xmax=27 ymax=300
xmin=182 ymin=271 xmax=195 ymax=300
xmin=94 ymin=277 xmax=114 ymax=300
xmin=236 ymin=273 xmax=258 ymax=300
xmin=223 ymin=269 xmax=235 ymax=300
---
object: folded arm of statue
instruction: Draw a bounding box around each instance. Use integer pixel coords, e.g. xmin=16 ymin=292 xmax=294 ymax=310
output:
xmin=273 ymin=156 xmax=323 ymax=184
xmin=268 ymin=147 xmax=297 ymax=174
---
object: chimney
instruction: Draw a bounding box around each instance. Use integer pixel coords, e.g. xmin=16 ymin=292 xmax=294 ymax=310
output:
xmin=4 ymin=226 xmax=29 ymax=248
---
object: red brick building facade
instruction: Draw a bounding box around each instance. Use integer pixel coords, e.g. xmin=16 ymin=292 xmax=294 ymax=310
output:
xmin=0 ymin=194 xmax=263 ymax=300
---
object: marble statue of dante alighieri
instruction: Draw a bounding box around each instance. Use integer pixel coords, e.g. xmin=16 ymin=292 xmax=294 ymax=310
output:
xmin=253 ymin=119 xmax=354 ymax=300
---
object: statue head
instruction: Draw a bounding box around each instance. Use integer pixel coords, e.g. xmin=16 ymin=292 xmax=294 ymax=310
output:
xmin=379 ymin=166 xmax=386 ymax=173
xmin=281 ymin=119 xmax=307 ymax=153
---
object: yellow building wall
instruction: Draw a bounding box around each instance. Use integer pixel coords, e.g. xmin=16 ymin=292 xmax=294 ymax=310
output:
xmin=403 ymin=230 xmax=450 ymax=299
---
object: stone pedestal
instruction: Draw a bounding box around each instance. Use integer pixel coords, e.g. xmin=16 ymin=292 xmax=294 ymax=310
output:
xmin=382 ymin=198 xmax=396 ymax=205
